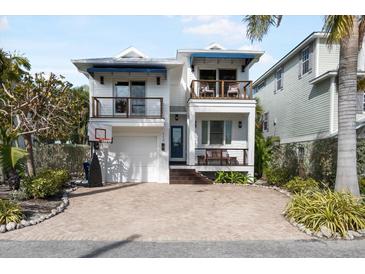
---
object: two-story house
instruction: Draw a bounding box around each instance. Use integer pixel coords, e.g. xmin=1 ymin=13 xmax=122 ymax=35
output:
xmin=253 ymin=32 xmax=365 ymax=144
xmin=72 ymin=44 xmax=263 ymax=184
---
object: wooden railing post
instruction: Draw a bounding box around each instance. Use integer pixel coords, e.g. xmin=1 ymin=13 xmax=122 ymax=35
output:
xmin=249 ymin=81 xmax=253 ymax=99
xmin=221 ymin=81 xmax=224 ymax=98
xmin=96 ymin=98 xmax=99 ymax=117
xmin=205 ymin=149 xmax=208 ymax=165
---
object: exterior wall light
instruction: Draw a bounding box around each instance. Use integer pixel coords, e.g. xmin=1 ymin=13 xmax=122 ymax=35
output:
xmin=175 ymin=114 xmax=179 ymax=121
xmin=238 ymin=121 xmax=242 ymax=128
xmin=156 ymin=77 xmax=161 ymax=85
xmin=100 ymin=76 xmax=104 ymax=85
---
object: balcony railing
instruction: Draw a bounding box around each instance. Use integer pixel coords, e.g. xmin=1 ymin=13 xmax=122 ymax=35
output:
xmin=190 ymin=80 xmax=253 ymax=99
xmin=92 ymin=97 xmax=163 ymax=118
xmin=195 ymin=148 xmax=248 ymax=166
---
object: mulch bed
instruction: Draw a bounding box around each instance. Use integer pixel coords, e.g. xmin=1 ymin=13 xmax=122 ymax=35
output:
xmin=0 ymin=183 xmax=63 ymax=220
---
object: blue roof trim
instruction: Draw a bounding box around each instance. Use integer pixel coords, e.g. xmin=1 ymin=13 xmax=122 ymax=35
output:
xmin=87 ymin=67 xmax=167 ymax=75
xmin=190 ymin=52 xmax=256 ymax=64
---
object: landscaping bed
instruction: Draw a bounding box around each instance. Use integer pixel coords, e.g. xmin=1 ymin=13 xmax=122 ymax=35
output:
xmin=0 ymin=169 xmax=76 ymax=233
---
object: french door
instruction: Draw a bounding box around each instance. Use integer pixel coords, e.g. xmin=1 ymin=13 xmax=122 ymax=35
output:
xmin=114 ymin=81 xmax=146 ymax=116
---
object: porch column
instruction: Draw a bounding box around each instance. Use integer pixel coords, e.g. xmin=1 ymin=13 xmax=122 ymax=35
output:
xmin=187 ymin=109 xmax=196 ymax=166
xmin=247 ymin=108 xmax=256 ymax=176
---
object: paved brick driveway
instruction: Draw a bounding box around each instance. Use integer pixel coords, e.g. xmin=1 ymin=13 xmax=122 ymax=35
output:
xmin=0 ymin=184 xmax=308 ymax=241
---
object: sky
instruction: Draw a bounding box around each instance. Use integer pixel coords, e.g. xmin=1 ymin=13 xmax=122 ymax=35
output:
xmin=0 ymin=15 xmax=325 ymax=86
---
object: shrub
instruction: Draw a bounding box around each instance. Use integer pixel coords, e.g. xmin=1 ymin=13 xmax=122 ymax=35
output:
xmin=285 ymin=190 xmax=365 ymax=237
xmin=284 ymin=177 xmax=320 ymax=194
xmin=359 ymin=177 xmax=365 ymax=195
xmin=265 ymin=166 xmax=292 ymax=186
xmin=0 ymin=199 xmax=23 ymax=224
xmin=22 ymin=169 xmax=70 ymax=199
xmin=214 ymin=171 xmax=254 ymax=185
xmin=9 ymin=189 xmax=31 ymax=201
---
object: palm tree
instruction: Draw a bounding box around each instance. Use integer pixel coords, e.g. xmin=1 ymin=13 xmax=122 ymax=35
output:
xmin=245 ymin=16 xmax=365 ymax=195
xmin=0 ymin=49 xmax=31 ymax=84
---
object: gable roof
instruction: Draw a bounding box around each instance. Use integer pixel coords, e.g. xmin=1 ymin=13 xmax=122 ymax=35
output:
xmin=115 ymin=46 xmax=148 ymax=59
xmin=205 ymin=42 xmax=225 ymax=50
xmin=253 ymin=32 xmax=328 ymax=86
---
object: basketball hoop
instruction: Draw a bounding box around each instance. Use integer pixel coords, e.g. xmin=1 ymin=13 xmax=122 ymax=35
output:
xmin=95 ymin=137 xmax=113 ymax=144
xmin=88 ymin=123 xmax=113 ymax=146
xmin=94 ymin=127 xmax=113 ymax=143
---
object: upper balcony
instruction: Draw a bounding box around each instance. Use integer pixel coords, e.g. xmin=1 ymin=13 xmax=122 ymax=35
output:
xmin=91 ymin=96 xmax=163 ymax=118
xmin=190 ymin=80 xmax=253 ymax=100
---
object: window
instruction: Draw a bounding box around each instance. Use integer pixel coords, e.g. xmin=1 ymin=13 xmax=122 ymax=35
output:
xmin=114 ymin=81 xmax=146 ymax=115
xmin=363 ymin=92 xmax=365 ymax=111
xmin=276 ymin=68 xmax=283 ymax=91
xmin=202 ymin=121 xmax=208 ymax=144
xmin=301 ymin=47 xmax=310 ymax=75
xmin=210 ymin=121 xmax=224 ymax=144
xmin=201 ymin=120 xmax=232 ymax=145
xmin=225 ymin=121 xmax=232 ymax=144
xmin=263 ymin=112 xmax=269 ymax=132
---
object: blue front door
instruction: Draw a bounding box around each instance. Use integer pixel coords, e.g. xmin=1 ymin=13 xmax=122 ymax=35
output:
xmin=171 ymin=126 xmax=183 ymax=158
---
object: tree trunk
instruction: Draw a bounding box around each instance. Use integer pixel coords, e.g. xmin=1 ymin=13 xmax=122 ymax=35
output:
xmin=335 ymin=18 xmax=360 ymax=196
xmin=24 ymin=133 xmax=36 ymax=177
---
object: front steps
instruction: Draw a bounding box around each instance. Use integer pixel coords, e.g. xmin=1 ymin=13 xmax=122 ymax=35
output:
xmin=169 ymin=169 xmax=213 ymax=185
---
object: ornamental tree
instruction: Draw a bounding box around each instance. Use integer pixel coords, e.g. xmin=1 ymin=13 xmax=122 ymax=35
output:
xmin=0 ymin=72 xmax=79 ymax=176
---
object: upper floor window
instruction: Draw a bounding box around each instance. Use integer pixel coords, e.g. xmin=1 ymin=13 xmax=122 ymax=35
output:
xmin=275 ymin=67 xmax=283 ymax=91
xmin=263 ymin=112 xmax=269 ymax=132
xmin=299 ymin=45 xmax=313 ymax=77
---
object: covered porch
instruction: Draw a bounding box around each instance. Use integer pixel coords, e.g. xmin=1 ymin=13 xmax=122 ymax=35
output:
xmin=186 ymin=101 xmax=256 ymax=175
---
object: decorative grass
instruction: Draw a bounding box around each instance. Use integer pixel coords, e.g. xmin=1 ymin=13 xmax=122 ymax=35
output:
xmin=285 ymin=189 xmax=365 ymax=237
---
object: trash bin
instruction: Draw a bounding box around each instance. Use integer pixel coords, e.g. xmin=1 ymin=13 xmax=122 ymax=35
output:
xmin=83 ymin=161 xmax=90 ymax=181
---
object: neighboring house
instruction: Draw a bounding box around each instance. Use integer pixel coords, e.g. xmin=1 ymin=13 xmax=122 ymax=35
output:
xmin=72 ymin=43 xmax=263 ymax=183
xmin=253 ymin=32 xmax=365 ymax=144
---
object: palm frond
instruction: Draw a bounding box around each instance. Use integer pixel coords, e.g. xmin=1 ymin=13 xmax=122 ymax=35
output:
xmin=244 ymin=15 xmax=283 ymax=42
xmin=358 ymin=16 xmax=365 ymax=49
xmin=323 ymin=15 xmax=355 ymax=45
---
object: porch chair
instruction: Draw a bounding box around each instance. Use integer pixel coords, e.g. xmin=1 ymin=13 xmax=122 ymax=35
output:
xmin=199 ymin=82 xmax=215 ymax=97
xmin=227 ymin=83 xmax=240 ymax=98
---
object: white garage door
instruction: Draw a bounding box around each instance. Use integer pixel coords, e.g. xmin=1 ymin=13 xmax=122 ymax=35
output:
xmin=106 ymin=136 xmax=158 ymax=183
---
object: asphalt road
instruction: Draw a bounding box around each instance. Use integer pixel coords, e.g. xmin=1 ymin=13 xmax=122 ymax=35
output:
xmin=1 ymin=239 xmax=365 ymax=257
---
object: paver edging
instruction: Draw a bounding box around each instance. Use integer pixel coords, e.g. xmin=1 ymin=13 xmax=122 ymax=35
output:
xmin=0 ymin=187 xmax=77 ymax=234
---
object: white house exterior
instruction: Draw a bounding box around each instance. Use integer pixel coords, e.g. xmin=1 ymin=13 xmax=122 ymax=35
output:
xmin=72 ymin=44 xmax=263 ymax=183
xmin=253 ymin=32 xmax=365 ymax=144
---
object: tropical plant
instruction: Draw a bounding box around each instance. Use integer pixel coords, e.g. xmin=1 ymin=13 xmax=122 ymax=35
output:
xmin=22 ymin=169 xmax=70 ymax=199
xmin=265 ymin=165 xmax=292 ymax=186
xmin=214 ymin=171 xmax=254 ymax=184
xmin=285 ymin=189 xmax=365 ymax=237
xmin=0 ymin=49 xmax=31 ymax=84
xmin=284 ymin=177 xmax=320 ymax=194
xmin=254 ymin=98 xmax=279 ymax=178
xmin=244 ymin=15 xmax=365 ymax=195
xmin=0 ymin=199 xmax=23 ymax=224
